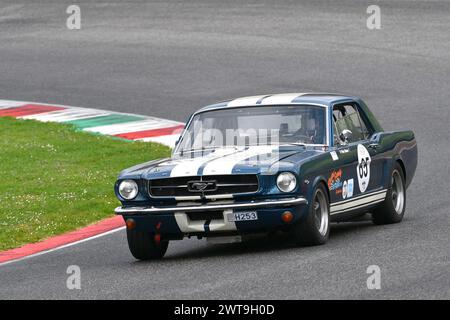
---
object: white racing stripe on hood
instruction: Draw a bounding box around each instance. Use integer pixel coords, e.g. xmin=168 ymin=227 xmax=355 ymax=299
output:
xmin=202 ymin=145 xmax=277 ymax=175
xmin=169 ymin=148 xmax=241 ymax=177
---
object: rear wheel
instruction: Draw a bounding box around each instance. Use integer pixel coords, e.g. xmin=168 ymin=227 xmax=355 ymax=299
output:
xmin=372 ymin=162 xmax=406 ymax=225
xmin=126 ymin=229 xmax=169 ymax=260
xmin=291 ymin=183 xmax=330 ymax=246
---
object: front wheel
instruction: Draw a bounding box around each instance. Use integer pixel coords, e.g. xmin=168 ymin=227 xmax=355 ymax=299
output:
xmin=372 ymin=162 xmax=406 ymax=225
xmin=291 ymin=183 xmax=330 ymax=246
xmin=126 ymin=229 xmax=169 ymax=260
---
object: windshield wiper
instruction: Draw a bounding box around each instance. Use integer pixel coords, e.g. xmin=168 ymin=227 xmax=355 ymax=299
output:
xmin=282 ymin=142 xmax=307 ymax=147
xmin=176 ymin=145 xmax=238 ymax=156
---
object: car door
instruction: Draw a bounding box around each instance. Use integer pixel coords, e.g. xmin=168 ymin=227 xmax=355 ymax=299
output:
xmin=329 ymin=102 xmax=383 ymax=210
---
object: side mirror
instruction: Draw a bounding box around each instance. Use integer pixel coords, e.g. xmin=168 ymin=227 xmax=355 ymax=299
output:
xmin=339 ymin=129 xmax=352 ymax=144
xmin=368 ymin=132 xmax=382 ymax=149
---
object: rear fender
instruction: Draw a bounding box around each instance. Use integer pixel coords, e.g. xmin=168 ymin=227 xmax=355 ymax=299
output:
xmin=374 ymin=130 xmax=418 ymax=189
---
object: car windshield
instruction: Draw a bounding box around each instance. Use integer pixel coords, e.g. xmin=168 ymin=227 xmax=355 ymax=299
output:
xmin=175 ymin=105 xmax=327 ymax=154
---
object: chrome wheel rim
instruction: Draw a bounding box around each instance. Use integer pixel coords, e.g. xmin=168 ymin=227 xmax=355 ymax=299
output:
xmin=313 ymin=189 xmax=329 ymax=236
xmin=391 ymin=170 xmax=405 ymax=215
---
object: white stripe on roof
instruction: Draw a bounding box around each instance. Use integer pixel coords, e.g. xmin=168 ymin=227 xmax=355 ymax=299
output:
xmin=227 ymin=95 xmax=268 ymax=107
xmin=226 ymin=93 xmax=310 ymax=107
xmin=258 ymin=93 xmax=308 ymax=105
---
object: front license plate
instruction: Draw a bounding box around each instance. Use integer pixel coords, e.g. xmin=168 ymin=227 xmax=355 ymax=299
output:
xmin=228 ymin=211 xmax=258 ymax=222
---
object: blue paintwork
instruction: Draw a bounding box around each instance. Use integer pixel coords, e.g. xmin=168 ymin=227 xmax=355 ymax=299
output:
xmin=115 ymin=94 xmax=417 ymax=237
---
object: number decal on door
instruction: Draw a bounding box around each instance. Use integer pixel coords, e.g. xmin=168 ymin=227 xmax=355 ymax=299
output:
xmin=357 ymin=144 xmax=371 ymax=193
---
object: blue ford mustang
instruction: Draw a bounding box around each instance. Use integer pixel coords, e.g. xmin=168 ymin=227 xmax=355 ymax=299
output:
xmin=114 ymin=93 xmax=418 ymax=260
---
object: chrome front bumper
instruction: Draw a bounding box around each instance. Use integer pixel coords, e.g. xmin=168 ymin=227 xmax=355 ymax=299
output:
xmin=115 ymin=197 xmax=308 ymax=215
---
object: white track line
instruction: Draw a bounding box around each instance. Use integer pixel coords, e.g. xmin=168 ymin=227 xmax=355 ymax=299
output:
xmin=0 ymin=227 xmax=125 ymax=268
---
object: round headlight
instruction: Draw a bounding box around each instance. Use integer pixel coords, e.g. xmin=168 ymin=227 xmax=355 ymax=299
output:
xmin=118 ymin=180 xmax=138 ymax=200
xmin=277 ymin=172 xmax=297 ymax=193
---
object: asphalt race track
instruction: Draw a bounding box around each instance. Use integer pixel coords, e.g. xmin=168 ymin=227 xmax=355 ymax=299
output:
xmin=0 ymin=0 xmax=449 ymax=299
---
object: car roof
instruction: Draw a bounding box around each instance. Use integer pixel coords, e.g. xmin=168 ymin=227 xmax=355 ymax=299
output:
xmin=196 ymin=93 xmax=359 ymax=113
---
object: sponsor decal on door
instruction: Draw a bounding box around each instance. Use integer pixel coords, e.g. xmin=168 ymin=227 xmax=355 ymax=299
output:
xmin=328 ymin=169 xmax=343 ymax=195
xmin=342 ymin=178 xmax=354 ymax=199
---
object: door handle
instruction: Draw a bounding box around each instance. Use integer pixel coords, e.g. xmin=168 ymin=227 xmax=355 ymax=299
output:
xmin=368 ymin=143 xmax=379 ymax=149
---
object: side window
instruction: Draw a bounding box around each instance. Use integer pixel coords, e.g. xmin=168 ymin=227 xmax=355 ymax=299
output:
xmin=333 ymin=103 xmax=370 ymax=144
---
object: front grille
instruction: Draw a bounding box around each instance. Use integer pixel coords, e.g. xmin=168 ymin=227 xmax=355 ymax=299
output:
xmin=148 ymin=174 xmax=259 ymax=198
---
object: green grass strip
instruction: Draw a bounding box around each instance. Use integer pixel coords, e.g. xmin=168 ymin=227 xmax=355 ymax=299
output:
xmin=0 ymin=117 xmax=171 ymax=251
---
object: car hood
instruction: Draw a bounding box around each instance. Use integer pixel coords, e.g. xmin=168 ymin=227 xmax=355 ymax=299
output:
xmin=118 ymin=146 xmax=324 ymax=180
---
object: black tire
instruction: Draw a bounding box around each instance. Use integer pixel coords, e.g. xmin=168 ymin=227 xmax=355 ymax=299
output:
xmin=372 ymin=162 xmax=406 ymax=225
xmin=126 ymin=229 xmax=169 ymax=260
xmin=291 ymin=183 xmax=330 ymax=246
